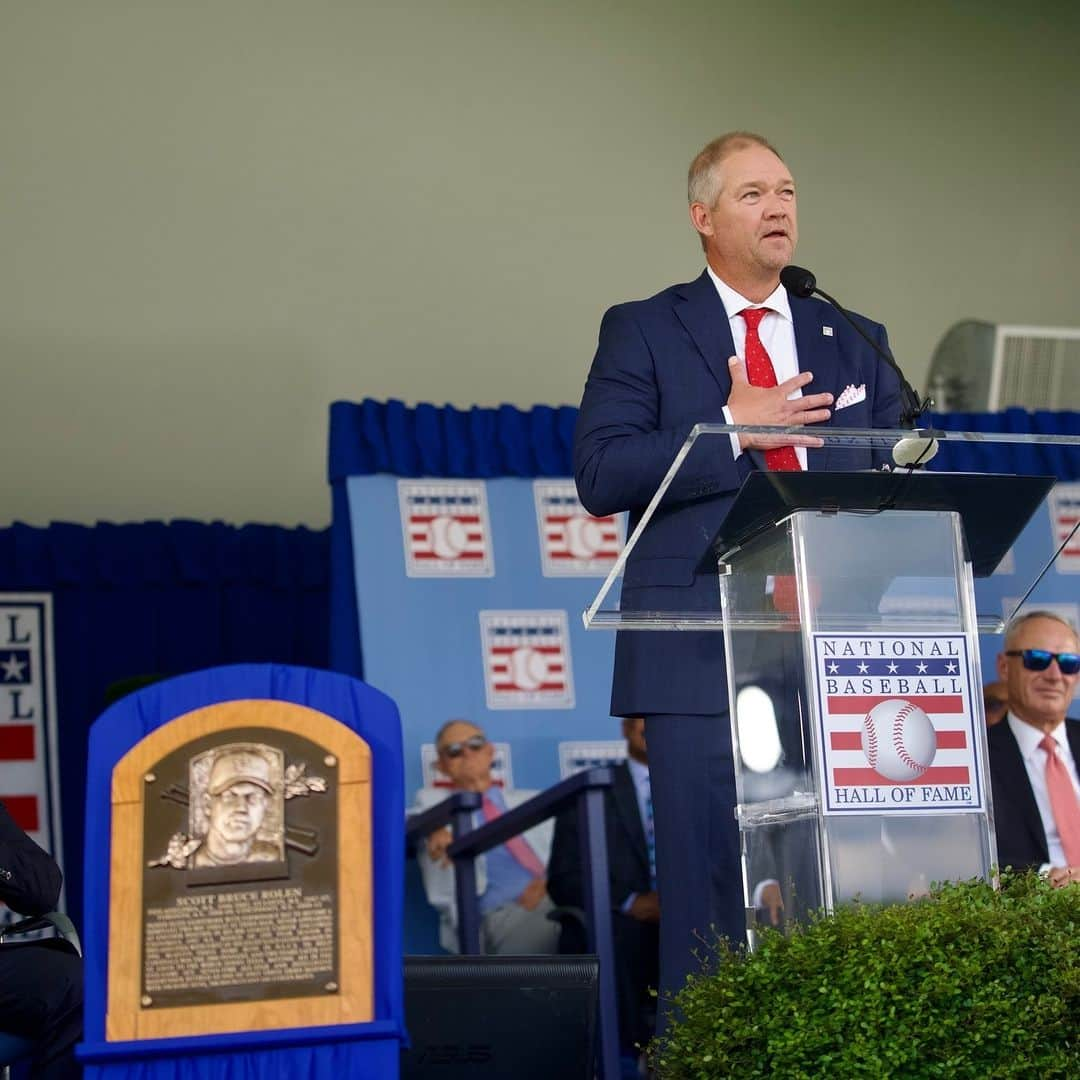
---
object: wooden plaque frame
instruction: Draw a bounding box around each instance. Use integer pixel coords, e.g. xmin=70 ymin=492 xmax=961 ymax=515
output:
xmin=106 ymin=699 xmax=372 ymax=1041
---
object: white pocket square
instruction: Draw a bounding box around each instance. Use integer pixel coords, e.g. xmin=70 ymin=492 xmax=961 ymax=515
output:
xmin=835 ymin=383 xmax=866 ymax=410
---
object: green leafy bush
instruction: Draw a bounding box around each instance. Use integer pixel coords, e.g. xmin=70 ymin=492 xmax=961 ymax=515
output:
xmin=650 ymin=873 xmax=1079 ymax=1079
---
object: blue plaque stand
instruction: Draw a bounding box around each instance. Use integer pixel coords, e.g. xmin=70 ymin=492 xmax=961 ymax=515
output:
xmin=78 ymin=664 xmax=406 ymax=1080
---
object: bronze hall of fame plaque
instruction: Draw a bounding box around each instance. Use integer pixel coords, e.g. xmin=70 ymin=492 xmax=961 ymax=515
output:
xmin=142 ymin=729 xmax=337 ymax=1008
xmin=107 ymin=700 xmax=372 ymax=1042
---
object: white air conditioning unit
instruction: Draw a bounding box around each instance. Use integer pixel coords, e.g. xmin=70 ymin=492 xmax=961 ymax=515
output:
xmin=925 ymin=321 xmax=1080 ymax=412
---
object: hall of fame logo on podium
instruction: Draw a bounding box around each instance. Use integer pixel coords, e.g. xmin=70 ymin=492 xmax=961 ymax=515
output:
xmin=398 ymin=480 xmax=494 ymax=577
xmin=533 ymin=481 xmax=623 ymax=577
xmin=479 ymin=610 xmax=574 ymax=709
xmin=811 ymin=633 xmax=985 ymax=815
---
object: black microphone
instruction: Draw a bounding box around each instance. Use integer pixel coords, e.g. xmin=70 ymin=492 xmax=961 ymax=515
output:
xmin=779 ymin=264 xmax=930 ymax=428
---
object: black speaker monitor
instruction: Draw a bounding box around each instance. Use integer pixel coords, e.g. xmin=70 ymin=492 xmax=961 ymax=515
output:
xmin=401 ymin=955 xmax=599 ymax=1080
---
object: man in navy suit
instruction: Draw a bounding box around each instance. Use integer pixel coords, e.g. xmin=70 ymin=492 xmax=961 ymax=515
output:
xmin=573 ymin=131 xmax=901 ymax=1015
xmin=988 ymin=610 xmax=1080 ymax=885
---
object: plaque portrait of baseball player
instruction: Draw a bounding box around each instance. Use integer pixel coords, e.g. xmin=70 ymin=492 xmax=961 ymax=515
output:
xmin=189 ymin=743 xmax=286 ymax=868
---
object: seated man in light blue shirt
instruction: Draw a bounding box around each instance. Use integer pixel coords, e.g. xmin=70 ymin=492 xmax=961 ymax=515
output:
xmin=412 ymin=720 xmax=559 ymax=954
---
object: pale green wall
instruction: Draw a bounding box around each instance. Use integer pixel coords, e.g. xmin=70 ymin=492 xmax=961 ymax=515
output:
xmin=3 ymin=2 xmax=1078 ymax=526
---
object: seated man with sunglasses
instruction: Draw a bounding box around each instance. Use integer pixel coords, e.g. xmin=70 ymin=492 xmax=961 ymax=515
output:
xmin=988 ymin=610 xmax=1080 ymax=887
xmin=411 ymin=720 xmax=560 ymax=954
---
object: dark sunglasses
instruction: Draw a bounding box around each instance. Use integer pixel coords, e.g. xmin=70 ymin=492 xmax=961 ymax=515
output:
xmin=1004 ymin=649 xmax=1080 ymax=675
xmin=439 ymin=734 xmax=488 ymax=759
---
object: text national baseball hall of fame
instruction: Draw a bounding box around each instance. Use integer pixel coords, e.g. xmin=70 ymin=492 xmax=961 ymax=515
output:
xmin=811 ymin=634 xmax=986 ymax=815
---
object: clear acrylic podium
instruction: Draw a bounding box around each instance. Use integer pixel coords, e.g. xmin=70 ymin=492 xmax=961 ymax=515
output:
xmin=583 ymin=424 xmax=1078 ymax=946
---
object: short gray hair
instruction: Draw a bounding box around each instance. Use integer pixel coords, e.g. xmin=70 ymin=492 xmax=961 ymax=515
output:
xmin=434 ymin=718 xmax=483 ymax=751
xmin=1003 ymin=609 xmax=1079 ymax=649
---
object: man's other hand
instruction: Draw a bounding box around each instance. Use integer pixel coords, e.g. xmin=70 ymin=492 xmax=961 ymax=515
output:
xmin=726 ymin=355 xmax=832 ymax=450
xmin=759 ymin=881 xmax=784 ymax=926
xmin=518 ymin=876 xmax=548 ymax=910
xmin=424 ymin=826 xmax=453 ymax=866
xmin=628 ymin=890 xmax=661 ymax=923
xmin=1048 ymin=865 xmax=1079 ymax=888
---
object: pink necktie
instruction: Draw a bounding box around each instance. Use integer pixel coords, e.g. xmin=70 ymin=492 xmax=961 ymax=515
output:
xmin=740 ymin=307 xmax=801 ymax=473
xmin=481 ymin=794 xmax=546 ymax=877
xmin=1040 ymin=734 xmax=1080 ymax=866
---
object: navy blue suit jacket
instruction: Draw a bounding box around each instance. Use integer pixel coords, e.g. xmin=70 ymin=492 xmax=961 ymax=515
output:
xmin=988 ymin=717 xmax=1080 ymax=871
xmin=574 ymin=270 xmax=901 ymax=716
xmin=548 ymin=761 xmax=651 ymax=913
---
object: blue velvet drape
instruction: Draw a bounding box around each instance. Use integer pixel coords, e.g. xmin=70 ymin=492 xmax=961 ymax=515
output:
xmin=0 ymin=522 xmax=329 ymax=932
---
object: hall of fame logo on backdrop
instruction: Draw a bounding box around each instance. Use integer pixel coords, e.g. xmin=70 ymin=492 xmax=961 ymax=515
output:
xmin=533 ymin=481 xmax=623 ymax=577
xmin=1048 ymin=482 xmax=1080 ymax=573
xmin=420 ymin=742 xmax=513 ymax=789
xmin=812 ymin=634 xmax=984 ymax=815
xmin=479 ymin=610 xmax=574 ymax=710
xmin=0 ymin=595 xmax=63 ymax=901
xmin=398 ymin=480 xmax=494 ymax=577
xmin=558 ymin=741 xmax=626 ymax=780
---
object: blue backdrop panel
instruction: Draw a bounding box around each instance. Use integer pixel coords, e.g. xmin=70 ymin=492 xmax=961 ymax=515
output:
xmin=79 ymin=663 xmax=404 ymax=1080
xmin=346 ymin=474 xmax=618 ymax=798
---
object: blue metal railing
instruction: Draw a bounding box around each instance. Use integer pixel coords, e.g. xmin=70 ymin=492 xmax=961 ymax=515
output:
xmin=406 ymin=767 xmax=620 ymax=1080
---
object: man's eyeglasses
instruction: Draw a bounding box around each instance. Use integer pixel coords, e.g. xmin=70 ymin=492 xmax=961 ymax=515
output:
xmin=438 ymin=734 xmax=488 ymax=759
xmin=1004 ymin=649 xmax=1080 ymax=675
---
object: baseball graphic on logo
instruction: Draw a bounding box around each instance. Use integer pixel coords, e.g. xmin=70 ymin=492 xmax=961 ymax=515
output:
xmin=564 ymin=516 xmax=605 ymax=559
xmin=861 ymin=698 xmax=937 ymax=782
xmin=428 ymin=515 xmax=468 ymax=559
xmin=509 ymin=647 xmax=551 ymax=691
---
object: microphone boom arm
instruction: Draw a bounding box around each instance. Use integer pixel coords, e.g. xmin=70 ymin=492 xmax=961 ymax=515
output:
xmin=811 ymin=284 xmax=930 ymax=428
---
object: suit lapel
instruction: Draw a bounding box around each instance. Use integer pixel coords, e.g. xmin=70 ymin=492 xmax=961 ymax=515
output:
xmin=994 ymin=722 xmax=1049 ymax=862
xmin=790 ymin=294 xmax=841 ymax=472
xmin=1066 ymin=718 xmax=1080 ymax=764
xmin=674 ymin=278 xmax=848 ymax=471
xmin=673 ymin=271 xmax=737 ymax=399
xmin=613 ymin=763 xmax=650 ymax=873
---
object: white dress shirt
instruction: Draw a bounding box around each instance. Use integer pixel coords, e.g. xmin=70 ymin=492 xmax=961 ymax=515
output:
xmin=1006 ymin=712 xmax=1080 ymax=870
xmin=707 ymin=267 xmax=807 ymax=470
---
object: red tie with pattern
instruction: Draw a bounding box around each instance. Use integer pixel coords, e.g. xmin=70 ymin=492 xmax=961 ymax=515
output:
xmin=740 ymin=307 xmax=801 ymax=473
xmin=741 ymin=306 xmax=803 ymax=616
xmin=1040 ymin=734 xmax=1080 ymax=866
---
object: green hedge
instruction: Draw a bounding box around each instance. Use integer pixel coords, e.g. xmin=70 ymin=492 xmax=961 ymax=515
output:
xmin=651 ymin=873 xmax=1079 ymax=1079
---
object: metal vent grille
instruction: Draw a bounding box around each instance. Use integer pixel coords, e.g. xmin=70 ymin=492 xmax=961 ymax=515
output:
xmin=993 ymin=331 xmax=1080 ymax=410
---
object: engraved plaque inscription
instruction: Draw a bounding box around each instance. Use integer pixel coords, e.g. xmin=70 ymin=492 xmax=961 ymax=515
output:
xmin=141 ymin=727 xmax=338 ymax=1008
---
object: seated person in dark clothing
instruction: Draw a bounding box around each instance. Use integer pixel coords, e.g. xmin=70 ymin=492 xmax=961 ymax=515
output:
xmin=0 ymin=800 xmax=82 ymax=1078
xmin=548 ymin=717 xmax=659 ymax=1054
